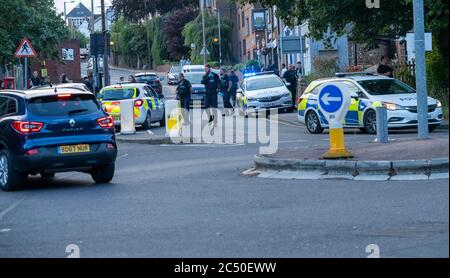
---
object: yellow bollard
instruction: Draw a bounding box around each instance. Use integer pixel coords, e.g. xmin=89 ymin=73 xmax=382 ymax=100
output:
xmin=323 ymin=128 xmax=353 ymax=159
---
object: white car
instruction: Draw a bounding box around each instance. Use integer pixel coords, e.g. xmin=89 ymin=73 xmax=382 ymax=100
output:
xmin=236 ymin=72 xmax=293 ymax=115
xmin=182 ymin=65 xmax=205 ymax=73
xmin=297 ymin=73 xmax=443 ymax=134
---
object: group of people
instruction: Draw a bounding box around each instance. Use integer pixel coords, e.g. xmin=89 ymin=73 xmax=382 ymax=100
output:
xmin=28 ymin=71 xmax=70 ymax=89
xmin=175 ymin=65 xmax=240 ymax=126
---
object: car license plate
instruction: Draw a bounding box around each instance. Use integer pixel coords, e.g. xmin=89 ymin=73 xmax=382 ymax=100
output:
xmin=58 ymin=145 xmax=90 ymax=155
xmin=192 ymin=95 xmax=203 ymax=100
xmin=263 ymin=102 xmax=276 ymax=108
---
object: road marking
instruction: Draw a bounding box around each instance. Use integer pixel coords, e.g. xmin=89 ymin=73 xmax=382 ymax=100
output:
xmin=146 ymin=130 xmax=154 ymax=135
xmin=0 ymin=198 xmax=25 ymax=222
xmin=0 ymin=228 xmax=11 ymax=233
xmin=118 ymin=153 xmax=129 ymax=159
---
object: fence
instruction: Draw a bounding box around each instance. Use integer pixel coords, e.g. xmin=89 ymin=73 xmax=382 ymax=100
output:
xmin=392 ymin=61 xmax=416 ymax=87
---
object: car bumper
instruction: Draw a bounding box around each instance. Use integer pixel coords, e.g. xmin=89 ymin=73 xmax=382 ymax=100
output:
xmin=246 ymin=97 xmax=292 ymax=112
xmin=386 ymin=108 xmax=443 ymax=128
xmin=14 ymin=143 xmax=117 ymax=173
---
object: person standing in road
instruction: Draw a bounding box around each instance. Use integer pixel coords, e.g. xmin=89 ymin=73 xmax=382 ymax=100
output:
xmin=284 ymin=65 xmax=298 ymax=109
xmin=128 ymin=75 xmax=137 ymax=83
xmin=220 ymin=68 xmax=232 ymax=115
xmin=176 ymin=73 xmax=193 ymax=125
xmin=377 ymin=56 xmax=394 ymax=78
xmin=201 ymin=64 xmax=220 ymax=126
xmin=83 ymin=76 xmax=94 ymax=93
xmin=229 ymin=70 xmax=240 ymax=107
xmin=296 ymin=61 xmax=303 ymax=77
xmin=60 ymin=74 xmax=70 ymax=84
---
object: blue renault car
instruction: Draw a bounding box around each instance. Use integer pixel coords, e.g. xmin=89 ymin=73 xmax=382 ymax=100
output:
xmin=0 ymin=88 xmax=117 ymax=191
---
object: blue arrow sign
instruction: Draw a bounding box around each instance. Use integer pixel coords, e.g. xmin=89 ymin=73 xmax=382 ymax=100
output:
xmin=319 ymin=84 xmax=344 ymax=113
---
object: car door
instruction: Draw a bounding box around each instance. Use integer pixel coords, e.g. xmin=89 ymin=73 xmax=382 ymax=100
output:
xmin=144 ymin=86 xmax=162 ymax=120
xmin=340 ymin=81 xmax=365 ymax=127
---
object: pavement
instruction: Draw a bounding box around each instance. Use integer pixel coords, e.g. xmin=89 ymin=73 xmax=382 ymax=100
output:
xmin=0 ymin=63 xmax=447 ymax=258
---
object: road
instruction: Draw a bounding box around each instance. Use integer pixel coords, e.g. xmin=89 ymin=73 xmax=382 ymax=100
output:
xmin=0 ymin=65 xmax=448 ymax=258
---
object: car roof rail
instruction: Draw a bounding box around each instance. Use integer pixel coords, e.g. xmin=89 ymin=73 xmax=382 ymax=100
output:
xmin=1 ymin=89 xmax=26 ymax=94
xmin=243 ymin=71 xmax=276 ymax=78
xmin=335 ymin=72 xmax=374 ymax=78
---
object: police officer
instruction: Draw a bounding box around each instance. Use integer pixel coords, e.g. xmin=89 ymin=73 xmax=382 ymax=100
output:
xmin=176 ymin=72 xmax=192 ymax=125
xmin=284 ymin=64 xmax=298 ymax=109
xmin=220 ymin=68 xmax=232 ymax=115
xmin=201 ymin=64 xmax=220 ymax=125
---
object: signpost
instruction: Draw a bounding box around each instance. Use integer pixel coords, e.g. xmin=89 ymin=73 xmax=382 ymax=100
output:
xmin=317 ymin=82 xmax=353 ymax=159
xmin=14 ymin=37 xmax=38 ymax=89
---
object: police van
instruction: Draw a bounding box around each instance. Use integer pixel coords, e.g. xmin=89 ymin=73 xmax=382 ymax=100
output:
xmin=298 ymin=73 xmax=443 ymax=134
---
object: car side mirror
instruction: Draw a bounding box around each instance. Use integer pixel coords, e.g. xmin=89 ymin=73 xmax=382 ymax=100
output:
xmin=236 ymin=89 xmax=243 ymax=94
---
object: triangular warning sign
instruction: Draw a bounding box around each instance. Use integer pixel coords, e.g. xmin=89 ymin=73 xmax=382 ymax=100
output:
xmin=14 ymin=37 xmax=37 ymax=58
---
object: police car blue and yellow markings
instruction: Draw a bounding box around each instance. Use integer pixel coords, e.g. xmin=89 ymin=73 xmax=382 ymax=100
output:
xmin=298 ymin=95 xmax=371 ymax=127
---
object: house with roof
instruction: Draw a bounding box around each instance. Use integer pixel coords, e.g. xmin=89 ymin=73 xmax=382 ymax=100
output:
xmin=66 ymin=2 xmax=92 ymax=29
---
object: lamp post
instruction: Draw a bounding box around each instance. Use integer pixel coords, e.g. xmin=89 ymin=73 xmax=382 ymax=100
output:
xmin=101 ymin=0 xmax=110 ymax=87
xmin=64 ymin=0 xmax=75 ymax=26
xmin=201 ymin=0 xmax=207 ymax=65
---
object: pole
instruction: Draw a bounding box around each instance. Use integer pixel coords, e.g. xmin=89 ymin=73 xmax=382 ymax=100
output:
xmin=298 ymin=21 xmax=304 ymax=78
xmin=144 ymin=0 xmax=152 ymax=69
xmin=101 ymin=0 xmax=110 ymax=87
xmin=413 ymin=0 xmax=429 ymax=139
xmin=201 ymin=0 xmax=207 ymax=64
xmin=90 ymin=0 xmax=97 ymax=94
xmin=217 ymin=9 xmax=222 ymax=65
xmin=24 ymin=58 xmax=28 ymax=89
xmin=64 ymin=2 xmax=67 ymax=25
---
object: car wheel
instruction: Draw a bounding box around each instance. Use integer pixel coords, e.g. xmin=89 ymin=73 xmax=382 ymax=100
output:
xmin=0 ymin=150 xmax=27 ymax=191
xmin=41 ymin=172 xmax=55 ymax=178
xmin=305 ymin=111 xmax=324 ymax=134
xmin=91 ymin=163 xmax=115 ymax=184
xmin=363 ymin=110 xmax=377 ymax=134
xmin=141 ymin=111 xmax=152 ymax=130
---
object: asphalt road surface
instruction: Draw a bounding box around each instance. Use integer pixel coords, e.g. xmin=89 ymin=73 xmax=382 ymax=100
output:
xmin=0 ymin=64 xmax=447 ymax=258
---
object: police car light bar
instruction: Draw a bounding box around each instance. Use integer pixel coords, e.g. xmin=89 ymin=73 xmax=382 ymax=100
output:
xmin=243 ymin=71 xmax=276 ymax=79
xmin=335 ymin=72 xmax=374 ymax=78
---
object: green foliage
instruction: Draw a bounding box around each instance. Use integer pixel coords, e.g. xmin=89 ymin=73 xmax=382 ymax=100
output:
xmin=183 ymin=11 xmax=234 ymax=64
xmin=68 ymin=28 xmax=88 ymax=49
xmin=0 ymin=0 xmax=68 ymax=64
xmin=147 ymin=16 xmax=167 ymax=66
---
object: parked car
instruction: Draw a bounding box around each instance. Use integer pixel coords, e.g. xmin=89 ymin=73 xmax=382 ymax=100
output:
xmin=182 ymin=65 xmax=205 ymax=73
xmin=297 ymin=73 xmax=443 ymax=134
xmin=0 ymin=88 xmax=117 ymax=191
xmin=183 ymin=72 xmax=207 ymax=107
xmin=29 ymin=83 xmax=92 ymax=93
xmin=98 ymin=83 xmax=165 ymax=129
xmin=167 ymin=66 xmax=181 ymax=85
xmin=135 ymin=72 xmax=164 ymax=96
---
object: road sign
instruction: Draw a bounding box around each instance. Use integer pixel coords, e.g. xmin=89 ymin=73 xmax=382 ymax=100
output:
xmin=318 ymin=84 xmax=344 ymax=114
xmin=200 ymin=47 xmax=210 ymax=56
xmin=317 ymin=82 xmax=353 ymax=159
xmin=14 ymin=37 xmax=37 ymax=58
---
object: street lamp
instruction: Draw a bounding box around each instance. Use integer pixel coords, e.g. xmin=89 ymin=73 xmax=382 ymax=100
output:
xmin=64 ymin=0 xmax=76 ymax=26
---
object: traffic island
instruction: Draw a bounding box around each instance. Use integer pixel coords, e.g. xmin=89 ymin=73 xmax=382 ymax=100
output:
xmin=246 ymin=138 xmax=449 ymax=181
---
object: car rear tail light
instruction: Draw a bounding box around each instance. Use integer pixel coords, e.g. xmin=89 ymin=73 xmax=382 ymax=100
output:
xmin=25 ymin=149 xmax=39 ymax=156
xmin=97 ymin=116 xmax=114 ymax=128
xmin=57 ymin=94 xmax=72 ymax=98
xmin=107 ymin=143 xmax=116 ymax=150
xmin=12 ymin=121 xmax=44 ymax=134
xmin=155 ymin=79 xmax=160 ymax=84
xmin=134 ymin=99 xmax=144 ymax=107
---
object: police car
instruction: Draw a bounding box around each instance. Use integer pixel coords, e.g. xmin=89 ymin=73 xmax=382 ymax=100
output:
xmin=98 ymin=83 xmax=165 ymax=130
xmin=236 ymin=72 xmax=293 ymax=115
xmin=298 ymin=73 xmax=443 ymax=134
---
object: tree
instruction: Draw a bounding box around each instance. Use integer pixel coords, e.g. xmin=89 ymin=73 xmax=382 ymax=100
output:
xmin=112 ymin=0 xmax=198 ymax=21
xmin=163 ymin=7 xmax=197 ymax=61
xmin=0 ymin=0 xmax=68 ymax=64
xmin=236 ymin=0 xmax=448 ymax=55
xmin=183 ymin=11 xmax=234 ymax=64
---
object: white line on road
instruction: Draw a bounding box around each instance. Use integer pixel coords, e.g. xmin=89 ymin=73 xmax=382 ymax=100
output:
xmin=146 ymin=130 xmax=154 ymax=135
xmin=118 ymin=153 xmax=129 ymax=159
xmin=0 ymin=198 xmax=25 ymax=222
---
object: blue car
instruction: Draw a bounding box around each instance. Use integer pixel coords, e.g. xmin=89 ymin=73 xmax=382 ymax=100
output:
xmin=0 ymin=88 xmax=117 ymax=191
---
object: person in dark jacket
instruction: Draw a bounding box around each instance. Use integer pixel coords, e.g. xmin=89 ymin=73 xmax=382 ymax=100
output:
xmin=229 ymin=70 xmax=240 ymax=107
xmin=201 ymin=64 xmax=220 ymax=125
xmin=377 ymin=56 xmax=394 ymax=78
xmin=30 ymin=71 xmax=42 ymax=88
xmin=176 ymin=73 xmax=193 ymax=125
xmin=284 ymin=65 xmax=298 ymax=109
xmin=220 ymin=68 xmax=232 ymax=115
xmin=83 ymin=75 xmax=94 ymax=93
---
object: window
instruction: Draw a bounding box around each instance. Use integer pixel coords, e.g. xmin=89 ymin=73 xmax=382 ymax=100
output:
xmin=101 ymin=88 xmax=140 ymax=100
xmin=239 ymin=42 xmax=242 ymax=57
xmin=242 ymin=39 xmax=246 ymax=56
xmin=358 ymin=79 xmax=415 ymax=96
xmin=237 ymin=13 xmax=240 ymax=30
xmin=246 ymin=76 xmax=285 ymax=91
xmin=144 ymin=86 xmax=158 ymax=98
xmin=27 ymin=94 xmax=100 ymax=117
xmin=0 ymin=97 xmax=18 ymax=117
xmin=242 ymin=12 xmax=245 ymax=27
xmin=246 ymin=18 xmax=250 ymax=35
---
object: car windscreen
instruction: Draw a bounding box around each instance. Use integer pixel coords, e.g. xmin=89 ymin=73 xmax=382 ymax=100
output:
xmin=358 ymin=79 xmax=415 ymax=95
xmin=246 ymin=76 xmax=284 ymax=91
xmin=136 ymin=75 xmax=157 ymax=83
xmin=187 ymin=67 xmax=205 ymax=72
xmin=101 ymin=88 xmax=138 ymax=100
xmin=27 ymin=94 xmax=100 ymax=116
xmin=184 ymin=74 xmax=204 ymax=85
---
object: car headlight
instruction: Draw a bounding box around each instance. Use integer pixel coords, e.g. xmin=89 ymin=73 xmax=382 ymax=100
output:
xmin=383 ymin=102 xmax=405 ymax=110
xmin=437 ymin=100 xmax=442 ymax=108
xmin=281 ymin=92 xmax=291 ymax=98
